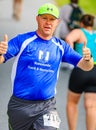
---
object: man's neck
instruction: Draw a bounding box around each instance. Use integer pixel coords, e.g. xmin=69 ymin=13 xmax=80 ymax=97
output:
xmin=36 ymin=30 xmax=53 ymax=40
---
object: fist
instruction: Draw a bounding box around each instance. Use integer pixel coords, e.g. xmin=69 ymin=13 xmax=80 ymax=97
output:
xmin=0 ymin=34 xmax=8 ymax=55
xmin=82 ymin=42 xmax=91 ymax=61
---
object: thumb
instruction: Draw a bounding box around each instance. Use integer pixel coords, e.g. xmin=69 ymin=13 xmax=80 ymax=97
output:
xmin=4 ymin=34 xmax=8 ymax=42
xmin=83 ymin=41 xmax=86 ymax=48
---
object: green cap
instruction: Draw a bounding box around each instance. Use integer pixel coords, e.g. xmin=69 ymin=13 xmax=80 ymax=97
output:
xmin=38 ymin=3 xmax=59 ymax=18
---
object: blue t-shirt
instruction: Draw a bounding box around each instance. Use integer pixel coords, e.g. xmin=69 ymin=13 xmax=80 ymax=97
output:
xmin=4 ymin=31 xmax=82 ymax=100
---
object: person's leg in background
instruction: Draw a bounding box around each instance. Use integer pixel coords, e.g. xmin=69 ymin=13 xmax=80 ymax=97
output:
xmin=66 ymin=90 xmax=81 ymax=130
xmin=13 ymin=0 xmax=23 ymax=20
xmin=66 ymin=67 xmax=83 ymax=130
xmin=84 ymin=92 xmax=96 ymax=130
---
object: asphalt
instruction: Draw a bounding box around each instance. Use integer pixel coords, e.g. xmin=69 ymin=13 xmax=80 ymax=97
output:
xmin=0 ymin=0 xmax=86 ymax=130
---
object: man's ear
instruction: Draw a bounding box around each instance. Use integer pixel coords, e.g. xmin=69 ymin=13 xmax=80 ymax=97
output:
xmin=36 ymin=15 xmax=39 ymax=22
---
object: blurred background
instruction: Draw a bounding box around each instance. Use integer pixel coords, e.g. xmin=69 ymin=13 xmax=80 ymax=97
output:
xmin=56 ymin=0 xmax=96 ymax=29
xmin=56 ymin=0 xmax=96 ymax=15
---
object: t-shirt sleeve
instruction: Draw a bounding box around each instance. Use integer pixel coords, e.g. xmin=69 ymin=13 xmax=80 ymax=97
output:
xmin=62 ymin=42 xmax=82 ymax=66
xmin=3 ymin=35 xmax=21 ymax=62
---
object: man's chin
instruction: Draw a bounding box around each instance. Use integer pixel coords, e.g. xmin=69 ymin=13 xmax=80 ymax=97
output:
xmin=44 ymin=31 xmax=52 ymax=36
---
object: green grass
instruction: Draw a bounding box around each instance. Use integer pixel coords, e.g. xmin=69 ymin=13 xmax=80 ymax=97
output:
xmin=55 ymin=0 xmax=96 ymax=15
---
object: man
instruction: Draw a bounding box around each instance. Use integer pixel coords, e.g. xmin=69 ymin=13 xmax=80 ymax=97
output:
xmin=0 ymin=3 xmax=93 ymax=130
xmin=65 ymin=14 xmax=96 ymax=130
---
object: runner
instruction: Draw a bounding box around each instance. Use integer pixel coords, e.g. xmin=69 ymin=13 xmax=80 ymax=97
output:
xmin=0 ymin=4 xmax=93 ymax=130
xmin=66 ymin=14 xmax=96 ymax=130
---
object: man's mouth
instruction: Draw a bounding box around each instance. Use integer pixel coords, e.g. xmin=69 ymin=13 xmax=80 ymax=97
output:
xmin=44 ymin=27 xmax=51 ymax=31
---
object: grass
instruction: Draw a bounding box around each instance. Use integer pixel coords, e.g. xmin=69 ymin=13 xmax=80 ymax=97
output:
xmin=55 ymin=0 xmax=96 ymax=15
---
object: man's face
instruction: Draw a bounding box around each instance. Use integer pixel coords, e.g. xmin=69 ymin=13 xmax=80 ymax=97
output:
xmin=36 ymin=14 xmax=60 ymax=38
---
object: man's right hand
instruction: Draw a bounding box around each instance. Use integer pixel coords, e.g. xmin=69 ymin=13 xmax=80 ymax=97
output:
xmin=0 ymin=34 xmax=8 ymax=55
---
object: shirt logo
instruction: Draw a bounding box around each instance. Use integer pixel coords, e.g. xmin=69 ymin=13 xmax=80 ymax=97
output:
xmin=47 ymin=8 xmax=53 ymax=11
xmin=39 ymin=50 xmax=49 ymax=62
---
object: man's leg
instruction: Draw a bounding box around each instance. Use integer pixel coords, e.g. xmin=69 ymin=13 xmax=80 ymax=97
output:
xmin=66 ymin=90 xmax=81 ymax=130
xmin=33 ymin=110 xmax=60 ymax=130
xmin=84 ymin=93 xmax=96 ymax=130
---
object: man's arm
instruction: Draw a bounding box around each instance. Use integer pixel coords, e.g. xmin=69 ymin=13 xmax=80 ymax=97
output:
xmin=0 ymin=55 xmax=5 ymax=64
xmin=0 ymin=34 xmax=8 ymax=64
xmin=77 ymin=57 xmax=94 ymax=71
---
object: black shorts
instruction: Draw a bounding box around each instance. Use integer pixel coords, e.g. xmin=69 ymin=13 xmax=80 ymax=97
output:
xmin=68 ymin=65 xmax=96 ymax=93
xmin=7 ymin=96 xmax=61 ymax=130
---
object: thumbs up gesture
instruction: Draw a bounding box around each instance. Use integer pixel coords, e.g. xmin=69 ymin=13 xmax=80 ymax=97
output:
xmin=82 ymin=41 xmax=91 ymax=61
xmin=0 ymin=34 xmax=8 ymax=55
